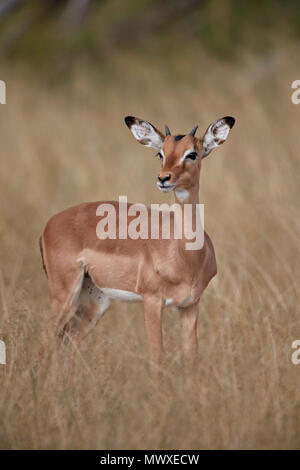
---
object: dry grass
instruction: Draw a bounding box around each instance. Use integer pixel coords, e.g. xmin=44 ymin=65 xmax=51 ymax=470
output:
xmin=0 ymin=46 xmax=300 ymax=449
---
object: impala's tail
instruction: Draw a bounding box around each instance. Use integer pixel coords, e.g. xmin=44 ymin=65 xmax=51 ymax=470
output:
xmin=39 ymin=235 xmax=48 ymax=277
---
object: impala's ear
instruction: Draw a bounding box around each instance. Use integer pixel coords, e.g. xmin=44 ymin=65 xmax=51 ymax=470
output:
xmin=201 ymin=116 xmax=235 ymax=158
xmin=124 ymin=116 xmax=164 ymax=151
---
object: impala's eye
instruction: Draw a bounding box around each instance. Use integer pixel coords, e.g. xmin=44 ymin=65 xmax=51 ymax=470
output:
xmin=157 ymin=152 xmax=163 ymax=160
xmin=185 ymin=152 xmax=197 ymax=160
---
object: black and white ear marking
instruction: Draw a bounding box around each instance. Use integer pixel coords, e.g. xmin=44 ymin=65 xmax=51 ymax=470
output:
xmin=124 ymin=116 xmax=164 ymax=151
xmin=202 ymin=116 xmax=235 ymax=158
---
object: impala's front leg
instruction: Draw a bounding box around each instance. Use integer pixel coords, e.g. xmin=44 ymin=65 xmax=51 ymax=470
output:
xmin=180 ymin=301 xmax=199 ymax=370
xmin=143 ymin=295 xmax=164 ymax=371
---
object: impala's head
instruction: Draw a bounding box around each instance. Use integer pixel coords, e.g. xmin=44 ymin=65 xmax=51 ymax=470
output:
xmin=125 ymin=115 xmax=235 ymax=197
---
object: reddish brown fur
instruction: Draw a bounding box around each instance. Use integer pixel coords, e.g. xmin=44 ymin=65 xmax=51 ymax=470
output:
xmin=40 ymin=116 xmax=234 ymax=371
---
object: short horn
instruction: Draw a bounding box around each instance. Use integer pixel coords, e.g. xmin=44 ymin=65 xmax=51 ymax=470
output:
xmin=189 ymin=125 xmax=198 ymax=136
xmin=165 ymin=125 xmax=171 ymax=136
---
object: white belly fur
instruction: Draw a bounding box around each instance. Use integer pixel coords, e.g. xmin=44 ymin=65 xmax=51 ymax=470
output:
xmin=100 ymin=287 xmax=142 ymax=303
xmin=77 ymin=275 xmax=175 ymax=313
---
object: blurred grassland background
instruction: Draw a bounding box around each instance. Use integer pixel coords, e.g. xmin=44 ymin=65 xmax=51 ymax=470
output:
xmin=0 ymin=0 xmax=300 ymax=449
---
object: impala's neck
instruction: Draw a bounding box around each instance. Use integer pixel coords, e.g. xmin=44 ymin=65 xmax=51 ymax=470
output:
xmin=172 ymin=182 xmax=203 ymax=252
xmin=174 ymin=183 xmax=200 ymax=206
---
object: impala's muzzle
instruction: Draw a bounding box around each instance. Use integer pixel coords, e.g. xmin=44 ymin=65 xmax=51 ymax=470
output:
xmin=157 ymin=173 xmax=176 ymax=192
xmin=158 ymin=174 xmax=171 ymax=184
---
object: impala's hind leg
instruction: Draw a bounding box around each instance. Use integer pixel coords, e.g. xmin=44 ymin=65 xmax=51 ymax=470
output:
xmin=61 ymin=274 xmax=111 ymax=372
xmin=60 ymin=302 xmax=99 ymax=375
xmin=38 ymin=267 xmax=85 ymax=371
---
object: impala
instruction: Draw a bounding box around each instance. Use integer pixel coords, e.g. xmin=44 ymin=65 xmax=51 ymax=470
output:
xmin=40 ymin=115 xmax=235 ymax=369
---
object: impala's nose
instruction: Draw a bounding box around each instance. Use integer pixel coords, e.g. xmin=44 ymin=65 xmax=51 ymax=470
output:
xmin=158 ymin=174 xmax=171 ymax=184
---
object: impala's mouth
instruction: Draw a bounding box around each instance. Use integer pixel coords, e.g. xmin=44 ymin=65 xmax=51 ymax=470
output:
xmin=157 ymin=182 xmax=176 ymax=192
